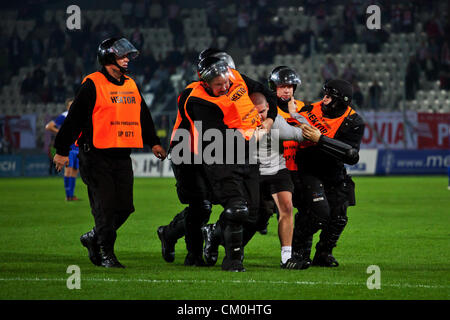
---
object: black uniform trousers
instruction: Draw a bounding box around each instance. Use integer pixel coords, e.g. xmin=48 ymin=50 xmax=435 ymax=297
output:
xmin=290 ymin=170 xmax=303 ymax=210
xmin=170 ymin=161 xmax=212 ymax=255
xmin=78 ymin=148 xmax=135 ymax=249
xmin=293 ymin=173 xmax=352 ymax=255
xmin=204 ymin=163 xmax=260 ymax=260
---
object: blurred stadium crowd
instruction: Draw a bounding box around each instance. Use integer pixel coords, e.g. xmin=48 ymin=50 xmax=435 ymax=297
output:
xmin=0 ymin=0 xmax=449 ymax=153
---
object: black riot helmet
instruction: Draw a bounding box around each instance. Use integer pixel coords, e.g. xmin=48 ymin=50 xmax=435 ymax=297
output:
xmin=97 ymin=37 xmax=139 ymax=73
xmin=321 ymin=79 xmax=353 ymax=115
xmin=268 ymin=66 xmax=302 ymax=94
xmin=197 ymin=56 xmax=230 ymax=83
xmin=198 ymin=48 xmax=236 ymax=69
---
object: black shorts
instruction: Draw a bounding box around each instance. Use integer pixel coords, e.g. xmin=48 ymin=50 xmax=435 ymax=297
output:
xmin=259 ymin=168 xmax=294 ymax=200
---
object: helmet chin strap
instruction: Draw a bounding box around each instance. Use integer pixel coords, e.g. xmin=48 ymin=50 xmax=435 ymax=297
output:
xmin=112 ymin=60 xmax=128 ymax=74
xmin=117 ymin=64 xmax=128 ymax=74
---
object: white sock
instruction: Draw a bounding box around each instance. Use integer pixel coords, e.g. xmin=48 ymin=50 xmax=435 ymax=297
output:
xmin=281 ymin=246 xmax=292 ymax=264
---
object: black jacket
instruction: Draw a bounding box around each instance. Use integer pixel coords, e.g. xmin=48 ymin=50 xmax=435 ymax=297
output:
xmin=295 ymin=104 xmax=365 ymax=183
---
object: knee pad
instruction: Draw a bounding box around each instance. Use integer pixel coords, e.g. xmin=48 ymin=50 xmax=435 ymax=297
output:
xmin=330 ymin=215 xmax=348 ymax=228
xmin=222 ymin=203 xmax=249 ymax=224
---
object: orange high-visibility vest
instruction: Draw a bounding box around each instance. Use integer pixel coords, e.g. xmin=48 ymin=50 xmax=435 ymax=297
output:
xmin=278 ymin=100 xmax=305 ymax=171
xmin=299 ymin=100 xmax=355 ymax=148
xmin=82 ymin=72 xmax=143 ymax=149
xmin=184 ymin=83 xmax=248 ymax=155
xmin=227 ymin=69 xmax=261 ymax=139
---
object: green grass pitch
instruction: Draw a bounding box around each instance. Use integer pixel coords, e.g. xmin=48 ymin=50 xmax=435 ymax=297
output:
xmin=0 ymin=175 xmax=449 ymax=300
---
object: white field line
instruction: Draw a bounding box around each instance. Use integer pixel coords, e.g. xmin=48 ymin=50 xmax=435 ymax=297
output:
xmin=0 ymin=277 xmax=448 ymax=289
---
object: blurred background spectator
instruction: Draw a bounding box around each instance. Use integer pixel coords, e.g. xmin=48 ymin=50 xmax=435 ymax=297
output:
xmin=321 ymin=56 xmax=338 ymax=82
xmin=369 ymin=80 xmax=383 ymax=110
xmin=405 ymin=55 xmax=421 ymax=100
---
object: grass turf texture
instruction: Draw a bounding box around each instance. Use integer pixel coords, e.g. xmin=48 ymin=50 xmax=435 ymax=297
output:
xmin=0 ymin=176 xmax=448 ymax=300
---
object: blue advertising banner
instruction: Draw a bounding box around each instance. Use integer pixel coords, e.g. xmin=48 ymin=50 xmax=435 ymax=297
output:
xmin=0 ymin=155 xmax=22 ymax=177
xmin=23 ymin=155 xmax=51 ymax=176
xmin=376 ymin=150 xmax=450 ymax=175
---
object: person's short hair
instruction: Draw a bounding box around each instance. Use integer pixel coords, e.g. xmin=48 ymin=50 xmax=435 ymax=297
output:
xmin=65 ymin=98 xmax=74 ymax=109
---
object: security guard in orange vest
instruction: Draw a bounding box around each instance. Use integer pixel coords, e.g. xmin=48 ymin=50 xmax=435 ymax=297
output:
xmin=289 ymin=79 xmax=365 ymax=268
xmin=180 ymin=56 xmax=274 ymax=272
xmin=53 ymin=38 xmax=166 ymax=268
xmin=156 ymin=50 xmax=231 ymax=266
xmin=157 ymin=50 xmax=277 ymax=270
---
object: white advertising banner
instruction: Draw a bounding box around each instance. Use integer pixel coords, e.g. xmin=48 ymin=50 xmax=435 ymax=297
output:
xmin=359 ymin=111 xmax=418 ymax=149
xmin=345 ymin=149 xmax=378 ymax=175
xmin=131 ymin=153 xmax=174 ymax=177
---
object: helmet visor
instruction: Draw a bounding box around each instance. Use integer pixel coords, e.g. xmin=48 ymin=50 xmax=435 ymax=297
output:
xmin=199 ymin=60 xmax=231 ymax=83
xmin=322 ymin=85 xmax=341 ymax=98
xmin=108 ymin=38 xmax=139 ymax=60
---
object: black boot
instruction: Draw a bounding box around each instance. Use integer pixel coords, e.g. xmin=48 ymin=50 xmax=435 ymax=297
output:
xmin=157 ymin=226 xmax=176 ymax=263
xmin=312 ymin=215 xmax=348 ymax=267
xmin=292 ymin=236 xmax=313 ymax=266
xmin=80 ymin=229 xmax=101 ymax=266
xmin=99 ymin=246 xmax=125 ymax=268
xmin=312 ymin=236 xmax=341 ymax=267
xmin=202 ymin=223 xmax=221 ymax=266
xmin=221 ymin=223 xmax=245 ymax=272
xmin=312 ymin=249 xmax=339 ymax=267
xmin=184 ymin=202 xmax=211 ymax=263
xmin=157 ymin=209 xmax=189 ymax=262
xmin=292 ymin=211 xmax=320 ymax=268
xmin=221 ymin=255 xmax=245 ymax=272
xmin=184 ymin=252 xmax=207 ymax=266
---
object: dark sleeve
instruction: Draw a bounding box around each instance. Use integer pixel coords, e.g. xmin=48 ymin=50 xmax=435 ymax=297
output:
xmin=138 ymin=90 xmax=161 ymax=148
xmin=334 ymin=113 xmax=366 ymax=150
xmin=241 ymin=73 xmax=278 ymax=121
xmin=54 ymin=79 xmax=96 ymax=156
xmin=187 ymin=97 xmax=228 ymax=134
xmin=315 ymin=114 xmax=365 ymax=165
